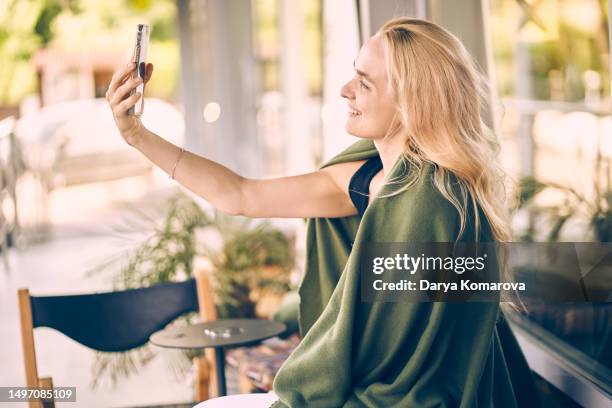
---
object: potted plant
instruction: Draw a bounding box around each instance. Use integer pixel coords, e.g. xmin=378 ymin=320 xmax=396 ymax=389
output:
xmin=88 ymin=190 xmax=295 ymax=387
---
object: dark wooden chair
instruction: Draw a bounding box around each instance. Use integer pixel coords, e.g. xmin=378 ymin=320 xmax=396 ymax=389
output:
xmin=18 ymin=268 xmax=219 ymax=408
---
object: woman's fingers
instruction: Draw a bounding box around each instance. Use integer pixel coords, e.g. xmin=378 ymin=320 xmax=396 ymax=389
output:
xmin=110 ymin=76 xmax=142 ymax=106
xmin=106 ymin=61 xmax=151 ymax=120
xmin=113 ymin=92 xmax=142 ymax=116
xmin=106 ymin=62 xmax=136 ymax=100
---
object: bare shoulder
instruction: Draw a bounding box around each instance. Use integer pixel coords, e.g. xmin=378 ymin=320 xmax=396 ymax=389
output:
xmin=320 ymin=159 xmax=368 ymax=195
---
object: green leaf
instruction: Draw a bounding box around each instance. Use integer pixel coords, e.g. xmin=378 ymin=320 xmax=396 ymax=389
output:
xmin=591 ymin=210 xmax=612 ymax=242
xmin=516 ymin=176 xmax=547 ymax=209
xmin=546 ymin=213 xmax=570 ymax=242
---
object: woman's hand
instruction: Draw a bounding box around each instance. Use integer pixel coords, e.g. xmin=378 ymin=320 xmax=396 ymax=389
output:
xmin=106 ymin=61 xmax=153 ymax=146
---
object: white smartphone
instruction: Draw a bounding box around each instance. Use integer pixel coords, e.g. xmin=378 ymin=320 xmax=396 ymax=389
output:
xmin=129 ymin=23 xmax=149 ymax=116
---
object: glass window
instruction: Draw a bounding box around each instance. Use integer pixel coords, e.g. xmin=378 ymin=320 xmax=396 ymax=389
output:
xmin=487 ymin=0 xmax=611 ymax=401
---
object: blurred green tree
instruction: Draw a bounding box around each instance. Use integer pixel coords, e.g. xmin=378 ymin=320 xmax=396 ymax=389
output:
xmin=490 ymin=0 xmax=610 ymax=101
xmin=0 ymin=0 xmax=79 ymax=104
xmin=0 ymin=0 xmax=179 ymax=105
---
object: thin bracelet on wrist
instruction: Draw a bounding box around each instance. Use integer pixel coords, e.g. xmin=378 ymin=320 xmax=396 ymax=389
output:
xmin=170 ymin=147 xmax=185 ymax=180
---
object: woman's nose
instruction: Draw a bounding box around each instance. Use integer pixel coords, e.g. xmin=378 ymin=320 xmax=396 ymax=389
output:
xmin=340 ymin=81 xmax=354 ymax=99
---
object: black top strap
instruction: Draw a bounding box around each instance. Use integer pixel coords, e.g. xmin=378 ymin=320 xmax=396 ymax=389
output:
xmin=348 ymin=156 xmax=383 ymax=217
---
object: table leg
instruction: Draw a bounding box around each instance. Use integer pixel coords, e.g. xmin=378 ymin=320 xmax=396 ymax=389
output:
xmin=215 ymin=346 xmax=227 ymax=396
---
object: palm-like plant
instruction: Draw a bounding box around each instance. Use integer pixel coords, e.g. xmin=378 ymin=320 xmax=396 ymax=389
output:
xmin=88 ymin=190 xmax=295 ymax=387
xmin=514 ymin=157 xmax=611 ymax=242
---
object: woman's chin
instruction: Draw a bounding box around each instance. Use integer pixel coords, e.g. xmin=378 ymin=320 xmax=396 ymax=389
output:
xmin=346 ymin=129 xmax=359 ymax=138
xmin=345 ymin=123 xmax=360 ymax=137
xmin=345 ymin=125 xmax=372 ymax=140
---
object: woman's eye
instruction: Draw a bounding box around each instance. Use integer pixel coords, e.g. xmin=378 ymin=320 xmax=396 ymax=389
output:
xmin=359 ymin=80 xmax=369 ymax=90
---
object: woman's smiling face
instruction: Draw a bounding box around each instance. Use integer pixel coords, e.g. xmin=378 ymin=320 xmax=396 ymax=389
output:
xmin=340 ymin=34 xmax=397 ymax=140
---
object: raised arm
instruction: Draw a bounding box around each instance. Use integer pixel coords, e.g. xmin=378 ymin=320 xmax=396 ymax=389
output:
xmin=238 ymin=161 xmax=364 ymax=218
xmin=106 ymin=62 xmax=364 ymax=219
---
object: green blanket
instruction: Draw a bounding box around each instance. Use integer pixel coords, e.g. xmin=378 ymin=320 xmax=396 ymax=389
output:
xmin=271 ymin=139 xmax=537 ymax=407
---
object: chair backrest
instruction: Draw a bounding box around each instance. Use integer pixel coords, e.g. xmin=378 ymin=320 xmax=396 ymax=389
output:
xmin=18 ymin=268 xmax=217 ymax=407
xmin=29 ymin=278 xmax=199 ymax=352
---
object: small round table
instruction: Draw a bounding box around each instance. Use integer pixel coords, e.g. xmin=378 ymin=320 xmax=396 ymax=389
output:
xmin=150 ymin=319 xmax=286 ymax=397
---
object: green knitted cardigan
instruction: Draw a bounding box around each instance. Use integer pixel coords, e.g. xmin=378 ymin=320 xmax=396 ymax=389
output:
xmin=270 ymin=139 xmax=537 ymax=407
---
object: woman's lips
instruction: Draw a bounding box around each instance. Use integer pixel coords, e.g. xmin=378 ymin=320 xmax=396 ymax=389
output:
xmin=348 ymin=108 xmax=362 ymax=117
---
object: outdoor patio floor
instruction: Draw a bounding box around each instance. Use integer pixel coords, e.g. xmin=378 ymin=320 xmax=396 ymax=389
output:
xmin=0 ymin=176 xmax=239 ymax=407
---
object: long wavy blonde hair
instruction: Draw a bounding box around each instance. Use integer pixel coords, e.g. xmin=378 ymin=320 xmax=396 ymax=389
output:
xmin=376 ymin=18 xmax=511 ymax=243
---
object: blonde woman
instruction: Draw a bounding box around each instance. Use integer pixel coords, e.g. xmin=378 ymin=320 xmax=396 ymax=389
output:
xmin=107 ymin=17 xmax=537 ymax=408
